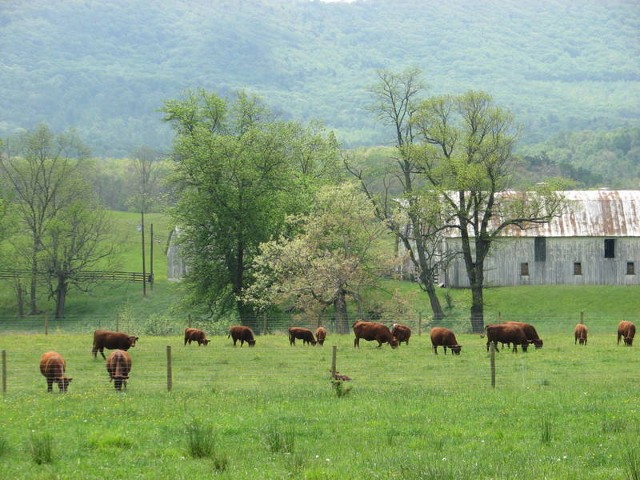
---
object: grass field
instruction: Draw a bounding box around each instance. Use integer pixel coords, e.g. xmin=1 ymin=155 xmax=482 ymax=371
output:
xmin=1 ymin=331 xmax=638 ymax=479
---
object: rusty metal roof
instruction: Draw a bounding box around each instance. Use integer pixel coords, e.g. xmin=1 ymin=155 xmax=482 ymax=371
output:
xmin=505 ymin=190 xmax=640 ymax=238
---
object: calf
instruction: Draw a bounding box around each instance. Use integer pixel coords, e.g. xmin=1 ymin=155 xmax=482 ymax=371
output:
xmin=39 ymin=351 xmax=72 ymax=393
xmin=429 ymin=327 xmax=462 ymax=355
xmin=617 ymin=320 xmax=636 ymax=346
xmin=184 ymin=327 xmax=210 ymax=346
xmin=315 ymin=327 xmax=327 ymax=345
xmin=574 ymin=323 xmax=588 ymax=345
xmin=106 ymin=350 xmax=132 ymax=392
xmin=505 ymin=321 xmax=543 ymax=349
xmin=92 ymin=329 xmax=138 ymax=359
xmin=486 ymin=324 xmax=529 ymax=353
xmin=288 ymin=327 xmax=316 ymax=346
xmin=352 ymin=320 xmax=398 ymax=349
xmin=391 ymin=323 xmax=412 ymax=346
xmin=228 ymin=325 xmax=256 ymax=347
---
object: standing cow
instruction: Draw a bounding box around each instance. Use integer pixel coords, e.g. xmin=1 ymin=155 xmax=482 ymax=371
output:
xmin=429 ymin=327 xmax=462 ymax=355
xmin=184 ymin=327 xmax=210 ymax=346
xmin=228 ymin=325 xmax=256 ymax=347
xmin=505 ymin=321 xmax=544 ymax=349
xmin=288 ymin=327 xmax=316 ymax=346
xmin=315 ymin=326 xmax=327 ymax=346
xmin=106 ymin=350 xmax=132 ymax=392
xmin=617 ymin=320 xmax=636 ymax=346
xmin=39 ymin=351 xmax=72 ymax=393
xmin=391 ymin=323 xmax=412 ymax=346
xmin=486 ymin=324 xmax=529 ymax=353
xmin=92 ymin=329 xmax=138 ymax=359
xmin=574 ymin=324 xmax=588 ymax=345
xmin=352 ymin=321 xmax=398 ymax=349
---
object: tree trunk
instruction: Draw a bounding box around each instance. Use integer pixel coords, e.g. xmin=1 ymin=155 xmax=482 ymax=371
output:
xmin=334 ymin=289 xmax=350 ymax=333
xmin=469 ymin=283 xmax=484 ymax=333
xmin=29 ymin=256 xmax=39 ymax=315
xmin=14 ymin=279 xmax=25 ymax=318
xmin=54 ymin=276 xmax=68 ymax=319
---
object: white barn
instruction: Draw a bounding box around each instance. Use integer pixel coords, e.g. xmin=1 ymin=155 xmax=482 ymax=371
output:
xmin=442 ymin=190 xmax=640 ymax=287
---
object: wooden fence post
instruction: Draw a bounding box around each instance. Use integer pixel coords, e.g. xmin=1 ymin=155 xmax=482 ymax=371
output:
xmin=490 ymin=342 xmax=496 ymax=388
xmin=187 ymin=314 xmax=191 ymax=328
xmin=331 ymin=346 xmax=337 ymax=378
xmin=418 ymin=313 xmax=422 ymax=336
xmin=2 ymin=350 xmax=6 ymax=396
xmin=166 ymin=345 xmax=173 ymax=392
xmin=44 ymin=313 xmax=48 ymax=335
xmin=580 ymin=311 xmax=584 ymax=324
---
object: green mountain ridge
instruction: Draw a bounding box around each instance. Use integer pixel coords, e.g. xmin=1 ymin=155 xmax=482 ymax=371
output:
xmin=0 ymin=0 xmax=638 ymax=157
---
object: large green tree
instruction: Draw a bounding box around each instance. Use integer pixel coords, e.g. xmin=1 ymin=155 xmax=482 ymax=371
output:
xmin=162 ymin=89 xmax=340 ymax=329
xmin=412 ymin=91 xmax=566 ymax=332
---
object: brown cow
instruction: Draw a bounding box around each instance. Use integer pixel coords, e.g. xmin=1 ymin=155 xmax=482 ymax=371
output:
xmin=486 ymin=324 xmax=529 ymax=353
xmin=39 ymin=351 xmax=72 ymax=393
xmin=505 ymin=321 xmax=543 ymax=349
xmin=184 ymin=327 xmax=210 ymax=346
xmin=106 ymin=350 xmax=132 ymax=391
xmin=315 ymin=327 xmax=327 ymax=346
xmin=352 ymin=321 xmax=398 ymax=348
xmin=429 ymin=327 xmax=462 ymax=355
xmin=228 ymin=325 xmax=256 ymax=347
xmin=288 ymin=327 xmax=316 ymax=346
xmin=92 ymin=329 xmax=138 ymax=359
xmin=574 ymin=324 xmax=588 ymax=345
xmin=391 ymin=323 xmax=412 ymax=346
xmin=617 ymin=320 xmax=636 ymax=346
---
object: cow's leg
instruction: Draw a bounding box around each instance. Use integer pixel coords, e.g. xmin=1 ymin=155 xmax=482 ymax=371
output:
xmin=444 ymin=346 xmax=448 ymax=355
xmin=432 ymin=345 xmax=438 ymax=355
xmin=100 ymin=349 xmax=106 ymax=360
xmin=46 ymin=378 xmax=53 ymax=392
xmin=354 ymin=337 xmax=359 ymax=348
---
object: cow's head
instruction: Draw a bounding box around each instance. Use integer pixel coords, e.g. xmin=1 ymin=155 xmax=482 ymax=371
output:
xmin=128 ymin=336 xmax=139 ymax=347
xmin=113 ymin=375 xmax=129 ymax=391
xmin=248 ymin=339 xmax=256 ymax=347
xmin=532 ymin=339 xmax=544 ymax=349
xmin=451 ymin=345 xmax=462 ymax=355
xmin=57 ymin=376 xmax=72 ymax=392
xmin=624 ymin=336 xmax=634 ymax=346
xmin=389 ymin=337 xmax=399 ymax=349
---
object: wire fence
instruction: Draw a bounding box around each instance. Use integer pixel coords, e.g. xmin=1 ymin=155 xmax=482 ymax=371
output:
xmin=0 ymin=310 xmax=636 ymax=336
xmin=1 ymin=318 xmax=638 ymax=398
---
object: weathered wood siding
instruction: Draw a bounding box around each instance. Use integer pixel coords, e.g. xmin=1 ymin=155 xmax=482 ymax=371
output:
xmin=444 ymin=236 xmax=640 ymax=287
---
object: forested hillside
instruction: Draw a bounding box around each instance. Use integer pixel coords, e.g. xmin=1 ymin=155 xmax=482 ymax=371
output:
xmin=1 ymin=0 xmax=638 ymax=158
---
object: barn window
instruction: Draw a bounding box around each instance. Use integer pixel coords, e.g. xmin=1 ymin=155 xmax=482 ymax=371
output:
xmin=534 ymin=237 xmax=546 ymax=262
xmin=520 ymin=262 xmax=529 ymax=276
xmin=627 ymin=262 xmax=635 ymax=275
xmin=604 ymin=239 xmax=615 ymax=258
xmin=574 ymin=262 xmax=582 ymax=275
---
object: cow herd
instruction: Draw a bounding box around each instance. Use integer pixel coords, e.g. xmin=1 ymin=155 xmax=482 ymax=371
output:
xmin=37 ymin=319 xmax=636 ymax=393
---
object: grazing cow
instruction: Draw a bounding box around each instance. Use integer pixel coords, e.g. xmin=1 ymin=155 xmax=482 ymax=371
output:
xmin=315 ymin=327 xmax=327 ymax=346
xmin=106 ymin=350 xmax=132 ymax=392
xmin=288 ymin=327 xmax=316 ymax=346
xmin=352 ymin=321 xmax=398 ymax=349
xmin=429 ymin=327 xmax=462 ymax=355
xmin=228 ymin=325 xmax=256 ymax=347
xmin=184 ymin=327 xmax=210 ymax=346
xmin=92 ymin=329 xmax=138 ymax=359
xmin=505 ymin=321 xmax=544 ymax=349
xmin=617 ymin=320 xmax=636 ymax=346
xmin=486 ymin=324 xmax=529 ymax=353
xmin=391 ymin=323 xmax=412 ymax=346
xmin=574 ymin=324 xmax=588 ymax=345
xmin=39 ymin=351 xmax=72 ymax=393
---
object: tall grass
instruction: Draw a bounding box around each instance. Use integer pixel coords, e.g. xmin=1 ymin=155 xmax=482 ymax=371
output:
xmin=29 ymin=431 xmax=54 ymax=465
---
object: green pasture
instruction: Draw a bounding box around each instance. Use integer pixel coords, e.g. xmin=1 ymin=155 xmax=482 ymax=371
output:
xmin=0 ymin=331 xmax=638 ymax=479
